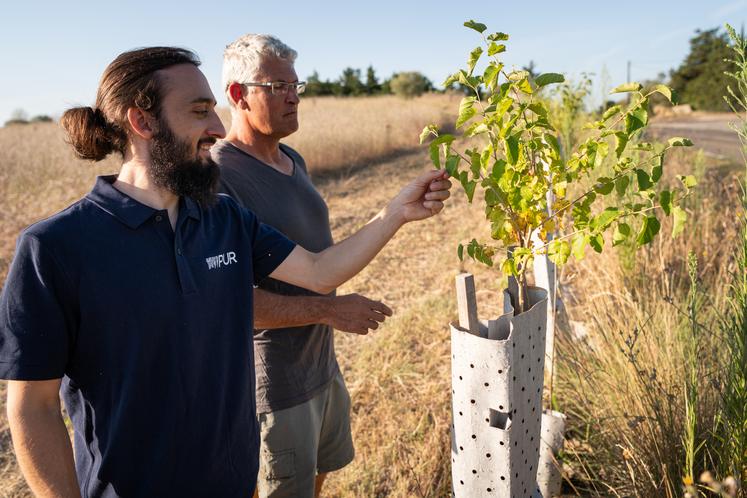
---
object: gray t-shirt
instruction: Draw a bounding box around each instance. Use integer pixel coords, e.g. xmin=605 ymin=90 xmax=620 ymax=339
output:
xmin=212 ymin=140 xmax=339 ymax=413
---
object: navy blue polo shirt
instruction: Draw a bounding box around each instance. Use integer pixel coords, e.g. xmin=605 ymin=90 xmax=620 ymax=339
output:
xmin=0 ymin=175 xmax=296 ymax=497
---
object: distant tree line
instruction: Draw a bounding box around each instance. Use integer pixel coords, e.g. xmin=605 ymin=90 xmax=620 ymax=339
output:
xmin=305 ymin=66 xmax=436 ymax=98
xmin=4 ymin=108 xmax=53 ymax=127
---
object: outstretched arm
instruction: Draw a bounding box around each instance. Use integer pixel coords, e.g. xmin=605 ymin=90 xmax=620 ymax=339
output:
xmin=7 ymin=379 xmax=81 ymax=498
xmin=254 ymin=289 xmax=393 ymax=334
xmin=270 ymin=169 xmax=451 ymax=294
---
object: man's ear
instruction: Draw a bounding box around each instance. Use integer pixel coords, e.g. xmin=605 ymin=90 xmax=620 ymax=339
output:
xmin=126 ymin=107 xmax=156 ymax=140
xmin=228 ymin=83 xmax=249 ymax=111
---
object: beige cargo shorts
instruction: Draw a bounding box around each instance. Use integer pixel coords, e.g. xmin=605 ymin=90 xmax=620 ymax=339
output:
xmin=255 ymin=371 xmax=355 ymax=498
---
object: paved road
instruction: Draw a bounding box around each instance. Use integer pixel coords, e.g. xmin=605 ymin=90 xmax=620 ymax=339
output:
xmin=648 ymin=113 xmax=743 ymax=162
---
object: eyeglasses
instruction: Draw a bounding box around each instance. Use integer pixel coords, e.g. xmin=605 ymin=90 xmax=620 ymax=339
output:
xmin=242 ymin=81 xmax=307 ymax=95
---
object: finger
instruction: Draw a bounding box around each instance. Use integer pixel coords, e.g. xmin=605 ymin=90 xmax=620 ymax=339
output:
xmin=424 ymin=190 xmax=451 ymax=201
xmin=368 ymin=300 xmax=393 ymax=316
xmin=423 ymin=201 xmax=444 ymax=214
xmin=367 ymin=319 xmax=380 ymax=330
xmin=429 ymin=179 xmax=452 ymax=191
xmin=367 ymin=310 xmax=387 ymax=322
xmin=346 ymin=325 xmax=368 ymax=335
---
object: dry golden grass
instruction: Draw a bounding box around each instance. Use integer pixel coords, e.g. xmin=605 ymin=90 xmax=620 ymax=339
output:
xmin=220 ymin=93 xmax=461 ymax=174
xmin=0 ymin=95 xmax=740 ymax=497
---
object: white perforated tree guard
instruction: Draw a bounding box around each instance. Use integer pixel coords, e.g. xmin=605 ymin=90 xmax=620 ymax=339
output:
xmin=536 ymin=410 xmax=566 ymax=498
xmin=450 ymin=275 xmax=548 ymax=497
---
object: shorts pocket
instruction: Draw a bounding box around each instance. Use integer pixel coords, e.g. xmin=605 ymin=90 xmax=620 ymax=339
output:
xmin=262 ymin=448 xmax=296 ymax=480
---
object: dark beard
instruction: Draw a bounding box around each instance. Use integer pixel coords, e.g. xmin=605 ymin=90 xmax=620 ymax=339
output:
xmin=149 ymin=120 xmax=220 ymax=208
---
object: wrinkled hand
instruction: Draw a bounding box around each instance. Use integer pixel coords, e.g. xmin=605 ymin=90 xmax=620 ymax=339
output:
xmin=322 ymin=293 xmax=393 ymax=335
xmin=389 ymin=169 xmax=452 ymax=223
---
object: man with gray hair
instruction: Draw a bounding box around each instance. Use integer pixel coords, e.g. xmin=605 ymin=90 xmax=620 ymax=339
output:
xmin=212 ymin=35 xmax=390 ymax=497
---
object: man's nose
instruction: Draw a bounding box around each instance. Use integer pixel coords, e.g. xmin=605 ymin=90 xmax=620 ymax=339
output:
xmin=208 ymin=110 xmax=226 ymax=139
xmin=286 ymin=87 xmax=300 ymax=104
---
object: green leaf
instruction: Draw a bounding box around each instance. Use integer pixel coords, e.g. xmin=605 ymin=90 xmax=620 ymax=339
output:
xmin=495 ymin=96 xmax=514 ymax=118
xmin=667 ymin=137 xmax=694 ymax=147
xmin=611 ymin=82 xmax=643 ymax=94
xmin=457 ymin=97 xmax=477 ymax=128
xmin=445 ymin=154 xmax=460 ymax=177
xmin=488 ymin=43 xmax=506 ymax=56
xmin=517 ymin=78 xmax=533 ymax=94
xmin=442 ymin=73 xmax=458 ymax=88
xmin=615 ymin=175 xmax=630 ymax=196
xmin=595 ymin=207 xmax=620 ymax=229
xmin=469 ymin=150 xmax=481 ymax=177
xmin=419 ymin=125 xmax=437 ymax=144
xmin=625 ymin=106 xmax=648 ymax=134
xmin=594 ymin=178 xmax=615 ymax=195
xmin=678 ymin=175 xmax=698 ymax=189
xmin=653 ymin=84 xmax=678 ymax=105
xmin=614 ymin=131 xmax=628 ymax=158
xmin=429 ymin=142 xmax=440 ymax=168
xmin=487 ymin=32 xmax=509 ymax=41
xmin=633 ymin=142 xmax=654 ymax=151
xmin=468 ymin=47 xmax=483 ymax=74
xmin=534 ymin=73 xmax=565 ymax=87
xmin=483 ymin=64 xmax=500 ymax=90
xmin=548 ymin=239 xmax=571 ymax=265
xmin=501 ymin=257 xmax=517 ymax=276
xmin=504 ymin=134 xmax=520 ymax=165
xmin=636 ymin=216 xmax=661 ymax=245
xmin=635 ymin=169 xmax=653 ymax=191
xmin=671 ymin=206 xmax=686 ymax=238
xmin=457 ymin=243 xmax=464 ymax=261
xmin=463 ymin=122 xmax=489 ymax=137
xmin=659 ymin=189 xmax=672 ymax=215
xmin=544 ymin=134 xmax=560 ymax=157
xmin=589 ymin=234 xmax=604 ymax=253
xmin=464 ymin=20 xmax=487 ymax=33
xmin=602 ymin=105 xmax=622 ymax=121
xmin=458 ymin=171 xmax=473 ymax=201
xmin=651 ymin=155 xmax=663 ymax=182
xmin=613 ymin=223 xmax=631 ymax=246
xmin=571 ymin=234 xmax=587 ymax=260
xmin=491 ymin=159 xmax=506 ymax=180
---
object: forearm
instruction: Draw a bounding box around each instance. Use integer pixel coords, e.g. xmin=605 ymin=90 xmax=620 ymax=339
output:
xmin=310 ymin=205 xmax=404 ymax=293
xmin=8 ymin=401 xmax=80 ymax=497
xmin=253 ymin=288 xmax=329 ymax=329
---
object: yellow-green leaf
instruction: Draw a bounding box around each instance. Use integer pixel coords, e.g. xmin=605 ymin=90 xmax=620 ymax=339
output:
xmin=488 ymin=43 xmax=506 ymax=56
xmin=457 ymin=97 xmax=477 ymax=128
xmin=611 ymin=82 xmax=643 ymax=94
xmin=468 ymin=47 xmax=483 ymax=75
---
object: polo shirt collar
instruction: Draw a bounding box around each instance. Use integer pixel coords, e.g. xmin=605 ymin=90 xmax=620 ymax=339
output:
xmin=86 ymin=175 xmax=201 ymax=229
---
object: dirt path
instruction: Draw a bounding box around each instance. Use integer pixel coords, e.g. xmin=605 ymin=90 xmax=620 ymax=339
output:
xmin=648 ymin=113 xmax=743 ymax=162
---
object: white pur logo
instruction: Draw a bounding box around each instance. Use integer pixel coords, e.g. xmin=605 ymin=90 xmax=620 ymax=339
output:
xmin=205 ymin=251 xmax=238 ymax=270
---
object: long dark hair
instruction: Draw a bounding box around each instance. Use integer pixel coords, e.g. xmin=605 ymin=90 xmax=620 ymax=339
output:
xmin=60 ymin=47 xmax=200 ymax=161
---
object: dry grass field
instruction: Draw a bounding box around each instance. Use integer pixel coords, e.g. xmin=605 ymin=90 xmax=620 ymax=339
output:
xmin=0 ymin=94 xmax=745 ymax=497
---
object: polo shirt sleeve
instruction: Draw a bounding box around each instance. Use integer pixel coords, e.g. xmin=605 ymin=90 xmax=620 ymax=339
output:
xmin=0 ymin=233 xmax=74 ymax=380
xmin=243 ymin=209 xmax=296 ymax=284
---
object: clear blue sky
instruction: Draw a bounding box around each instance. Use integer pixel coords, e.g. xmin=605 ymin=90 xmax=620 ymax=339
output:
xmin=1 ymin=0 xmax=745 ymax=124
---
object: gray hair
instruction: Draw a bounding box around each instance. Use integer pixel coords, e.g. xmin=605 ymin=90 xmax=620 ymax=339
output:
xmin=222 ymin=34 xmax=297 ymax=109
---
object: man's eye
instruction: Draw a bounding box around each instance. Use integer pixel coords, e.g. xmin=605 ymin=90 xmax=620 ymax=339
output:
xmin=194 ymin=110 xmax=209 ymax=116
